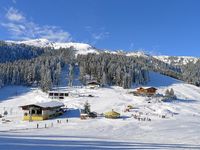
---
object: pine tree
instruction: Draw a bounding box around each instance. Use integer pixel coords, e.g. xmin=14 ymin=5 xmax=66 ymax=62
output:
xmin=54 ymin=62 xmax=61 ymax=86
xmin=165 ymin=89 xmax=170 ymax=97
xmin=84 ymin=101 xmax=91 ymax=114
xmin=68 ymin=64 xmax=74 ymax=86
xmin=102 ymin=71 xmax=107 ymax=86
xmin=40 ymin=66 xmax=52 ymax=92
xmin=169 ymin=88 xmax=174 ymax=96
xmin=0 ymin=79 xmax=3 ymax=88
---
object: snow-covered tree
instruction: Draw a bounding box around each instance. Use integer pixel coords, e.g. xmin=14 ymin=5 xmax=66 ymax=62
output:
xmin=83 ymin=101 xmax=91 ymax=114
xmin=165 ymin=89 xmax=170 ymax=97
xmin=68 ymin=64 xmax=74 ymax=86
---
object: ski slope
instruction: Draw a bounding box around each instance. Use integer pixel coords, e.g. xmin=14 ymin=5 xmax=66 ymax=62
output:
xmin=0 ymin=72 xmax=200 ymax=149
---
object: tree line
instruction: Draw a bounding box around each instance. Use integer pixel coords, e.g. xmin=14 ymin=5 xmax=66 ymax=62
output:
xmin=0 ymin=45 xmax=75 ymax=92
xmin=77 ymin=53 xmax=149 ymax=89
xmin=0 ymin=41 xmax=199 ymax=91
xmin=0 ymin=41 xmax=45 ymax=63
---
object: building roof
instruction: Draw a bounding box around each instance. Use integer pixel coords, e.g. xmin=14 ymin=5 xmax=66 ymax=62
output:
xmin=87 ymin=80 xmax=100 ymax=85
xmin=21 ymin=101 xmax=64 ymax=109
xmin=48 ymin=90 xmax=69 ymax=93
xmin=137 ymin=87 xmax=157 ymax=90
xmin=146 ymin=87 xmax=157 ymax=90
xmin=104 ymin=110 xmax=120 ymax=117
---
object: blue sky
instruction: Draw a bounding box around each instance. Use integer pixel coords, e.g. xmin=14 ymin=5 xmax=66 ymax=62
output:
xmin=0 ymin=0 xmax=200 ymax=56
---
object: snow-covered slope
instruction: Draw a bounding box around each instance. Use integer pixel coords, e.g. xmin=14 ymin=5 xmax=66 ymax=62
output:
xmin=0 ymin=72 xmax=200 ymax=149
xmin=126 ymin=51 xmax=150 ymax=57
xmin=6 ymin=39 xmax=149 ymax=57
xmin=154 ymin=55 xmax=199 ymax=66
xmin=6 ymin=39 xmax=99 ymax=55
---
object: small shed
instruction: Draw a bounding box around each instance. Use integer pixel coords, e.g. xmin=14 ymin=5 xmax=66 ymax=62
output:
xmin=80 ymin=113 xmax=89 ymax=120
xmin=104 ymin=110 xmax=120 ymax=119
xmin=80 ymin=109 xmax=89 ymax=120
xmin=20 ymin=101 xmax=64 ymax=121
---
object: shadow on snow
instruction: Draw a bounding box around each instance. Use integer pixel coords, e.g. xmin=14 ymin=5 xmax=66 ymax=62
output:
xmin=0 ymin=134 xmax=199 ymax=150
xmin=0 ymin=86 xmax=32 ymax=102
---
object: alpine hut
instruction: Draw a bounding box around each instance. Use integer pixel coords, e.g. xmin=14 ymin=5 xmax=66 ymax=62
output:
xmin=135 ymin=87 xmax=157 ymax=96
xmin=86 ymin=80 xmax=100 ymax=89
xmin=20 ymin=101 xmax=64 ymax=121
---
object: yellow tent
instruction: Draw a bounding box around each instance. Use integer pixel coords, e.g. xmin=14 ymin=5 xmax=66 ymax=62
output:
xmin=104 ymin=110 xmax=120 ymax=119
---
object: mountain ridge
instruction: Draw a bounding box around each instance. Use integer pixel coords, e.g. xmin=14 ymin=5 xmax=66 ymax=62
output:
xmin=6 ymin=38 xmax=199 ymax=66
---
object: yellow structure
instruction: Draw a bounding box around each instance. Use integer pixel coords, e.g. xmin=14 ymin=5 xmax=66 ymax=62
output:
xmin=127 ymin=105 xmax=134 ymax=109
xmin=104 ymin=110 xmax=120 ymax=119
xmin=23 ymin=115 xmax=45 ymax=121
xmin=20 ymin=101 xmax=64 ymax=121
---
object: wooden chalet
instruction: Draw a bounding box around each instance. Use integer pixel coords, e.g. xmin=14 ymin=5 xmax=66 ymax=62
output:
xmin=20 ymin=101 xmax=64 ymax=121
xmin=134 ymin=87 xmax=157 ymax=96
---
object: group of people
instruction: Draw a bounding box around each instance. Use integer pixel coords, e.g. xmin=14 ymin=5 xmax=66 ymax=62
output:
xmin=36 ymin=119 xmax=69 ymax=129
xmin=131 ymin=114 xmax=151 ymax=122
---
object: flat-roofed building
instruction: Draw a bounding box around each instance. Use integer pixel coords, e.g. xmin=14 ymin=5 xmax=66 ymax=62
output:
xmin=48 ymin=91 xmax=69 ymax=99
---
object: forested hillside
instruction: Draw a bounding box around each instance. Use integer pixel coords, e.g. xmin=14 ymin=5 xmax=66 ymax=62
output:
xmin=77 ymin=53 xmax=149 ymax=88
xmin=77 ymin=53 xmax=183 ymax=88
xmin=0 ymin=41 xmax=45 ymax=63
xmin=0 ymin=43 xmax=75 ymax=91
xmin=182 ymin=60 xmax=200 ymax=86
xmin=0 ymin=40 xmax=199 ymax=91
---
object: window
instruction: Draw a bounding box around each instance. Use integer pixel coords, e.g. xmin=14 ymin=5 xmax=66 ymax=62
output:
xmin=49 ymin=93 xmax=53 ymax=96
xmin=37 ymin=109 xmax=42 ymax=115
xmin=54 ymin=93 xmax=59 ymax=96
xmin=31 ymin=109 xmax=36 ymax=114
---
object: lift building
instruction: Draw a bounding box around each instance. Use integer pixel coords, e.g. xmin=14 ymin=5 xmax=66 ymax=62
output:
xmin=48 ymin=90 xmax=69 ymax=100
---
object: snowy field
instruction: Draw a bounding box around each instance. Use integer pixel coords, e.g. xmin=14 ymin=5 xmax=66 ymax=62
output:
xmin=0 ymin=72 xmax=200 ymax=149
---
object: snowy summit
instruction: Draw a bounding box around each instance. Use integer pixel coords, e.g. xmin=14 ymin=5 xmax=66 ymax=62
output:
xmin=6 ymin=39 xmax=99 ymax=55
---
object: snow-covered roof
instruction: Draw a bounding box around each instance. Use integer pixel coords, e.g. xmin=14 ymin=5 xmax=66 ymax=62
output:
xmin=21 ymin=101 xmax=64 ymax=108
xmin=48 ymin=90 xmax=69 ymax=93
xmin=87 ymin=80 xmax=100 ymax=85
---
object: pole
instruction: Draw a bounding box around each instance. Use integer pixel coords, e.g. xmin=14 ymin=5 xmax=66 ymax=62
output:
xmin=29 ymin=107 xmax=33 ymax=122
